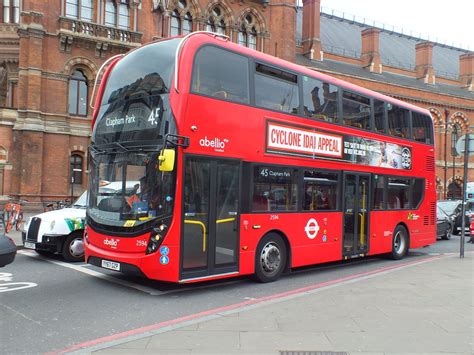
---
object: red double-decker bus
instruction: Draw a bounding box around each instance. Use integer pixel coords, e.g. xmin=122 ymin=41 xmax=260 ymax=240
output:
xmin=85 ymin=32 xmax=436 ymax=283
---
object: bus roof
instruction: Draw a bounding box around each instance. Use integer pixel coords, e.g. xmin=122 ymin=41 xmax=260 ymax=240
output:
xmin=179 ymin=32 xmax=431 ymax=116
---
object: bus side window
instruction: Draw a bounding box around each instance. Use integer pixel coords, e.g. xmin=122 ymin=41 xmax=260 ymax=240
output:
xmin=372 ymin=175 xmax=385 ymax=210
xmin=412 ymin=112 xmax=433 ymax=144
xmin=387 ymin=104 xmax=410 ymax=139
xmin=303 ymin=170 xmax=338 ymax=211
xmin=191 ymin=46 xmax=250 ymax=104
xmin=342 ymin=91 xmax=371 ymax=130
xmin=255 ymin=64 xmax=299 ymax=114
xmin=302 ymin=76 xmax=338 ymax=122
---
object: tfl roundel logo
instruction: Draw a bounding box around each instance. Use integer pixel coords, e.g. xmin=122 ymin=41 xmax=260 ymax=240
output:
xmin=305 ymin=218 xmax=320 ymax=240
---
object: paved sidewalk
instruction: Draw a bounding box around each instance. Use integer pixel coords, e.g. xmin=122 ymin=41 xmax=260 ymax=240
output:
xmin=66 ymin=253 xmax=473 ymax=355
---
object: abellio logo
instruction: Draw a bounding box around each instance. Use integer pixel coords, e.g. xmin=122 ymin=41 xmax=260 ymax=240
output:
xmin=199 ymin=136 xmax=229 ymax=151
xmin=104 ymin=238 xmax=119 ymax=248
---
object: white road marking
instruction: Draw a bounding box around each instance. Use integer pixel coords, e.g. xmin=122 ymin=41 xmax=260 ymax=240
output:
xmin=0 ymin=272 xmax=38 ymax=293
xmin=0 ymin=304 xmax=42 ymax=325
xmin=18 ymin=250 xmax=163 ymax=296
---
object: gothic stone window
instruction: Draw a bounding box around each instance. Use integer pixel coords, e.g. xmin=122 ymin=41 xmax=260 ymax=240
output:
xmin=68 ymin=69 xmax=88 ymax=116
xmin=238 ymin=14 xmax=257 ymax=50
xmin=65 ymin=0 xmax=93 ymax=22
xmin=2 ymin=0 xmax=20 ymax=23
xmin=170 ymin=0 xmax=192 ymax=36
xmin=207 ymin=5 xmax=226 ymax=35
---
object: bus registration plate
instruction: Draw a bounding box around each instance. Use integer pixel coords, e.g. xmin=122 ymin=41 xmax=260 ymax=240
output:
xmin=101 ymin=260 xmax=120 ymax=271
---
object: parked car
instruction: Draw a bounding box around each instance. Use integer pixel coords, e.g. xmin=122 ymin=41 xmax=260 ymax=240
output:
xmin=437 ymin=200 xmax=470 ymax=235
xmin=436 ymin=206 xmax=454 ymax=240
xmin=0 ymin=234 xmax=17 ymax=267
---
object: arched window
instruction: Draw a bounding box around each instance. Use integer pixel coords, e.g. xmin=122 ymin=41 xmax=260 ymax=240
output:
xmin=70 ymin=154 xmax=83 ymax=185
xmin=170 ymin=0 xmax=193 ymax=36
xmin=207 ymin=5 xmax=226 ymax=34
xmin=170 ymin=10 xmax=181 ymax=36
xmin=2 ymin=0 xmax=19 ymax=23
xmin=65 ymin=0 xmax=93 ymax=22
xmin=239 ymin=13 xmax=258 ymax=50
xmin=206 ymin=17 xmax=215 ymax=32
xmin=68 ymin=69 xmax=88 ymax=116
xmin=105 ymin=0 xmax=129 ymax=29
xmin=183 ymin=12 xmax=192 ymax=34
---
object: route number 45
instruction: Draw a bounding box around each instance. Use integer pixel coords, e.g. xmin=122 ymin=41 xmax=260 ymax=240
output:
xmin=148 ymin=108 xmax=161 ymax=125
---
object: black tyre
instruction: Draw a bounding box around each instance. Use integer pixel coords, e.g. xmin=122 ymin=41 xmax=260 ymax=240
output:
xmin=390 ymin=225 xmax=409 ymax=260
xmin=441 ymin=223 xmax=452 ymax=240
xmin=254 ymin=233 xmax=287 ymax=283
xmin=62 ymin=232 xmax=85 ymax=262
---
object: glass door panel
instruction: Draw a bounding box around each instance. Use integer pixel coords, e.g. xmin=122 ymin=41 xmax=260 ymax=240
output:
xmin=215 ymin=163 xmax=239 ymax=266
xmin=182 ymin=159 xmax=210 ymax=270
xmin=182 ymin=157 xmax=240 ymax=278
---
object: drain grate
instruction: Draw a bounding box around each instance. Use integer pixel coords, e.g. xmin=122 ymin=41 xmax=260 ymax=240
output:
xmin=280 ymin=352 xmax=348 ymax=355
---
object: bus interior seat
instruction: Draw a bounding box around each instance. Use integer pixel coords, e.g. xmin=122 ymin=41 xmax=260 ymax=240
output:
xmin=213 ymin=90 xmax=228 ymax=99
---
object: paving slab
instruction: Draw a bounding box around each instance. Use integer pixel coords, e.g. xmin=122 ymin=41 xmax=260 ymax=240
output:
xmin=91 ymin=254 xmax=473 ymax=355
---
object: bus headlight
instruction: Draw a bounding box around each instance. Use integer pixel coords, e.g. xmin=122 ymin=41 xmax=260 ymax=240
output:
xmin=146 ymin=224 xmax=167 ymax=255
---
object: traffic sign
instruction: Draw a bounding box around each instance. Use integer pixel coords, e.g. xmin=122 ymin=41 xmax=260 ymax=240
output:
xmin=455 ymin=134 xmax=474 ymax=155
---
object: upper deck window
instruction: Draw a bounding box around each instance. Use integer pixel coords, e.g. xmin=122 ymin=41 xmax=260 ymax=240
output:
xmin=101 ymin=38 xmax=179 ymax=106
xmin=342 ymin=91 xmax=371 ymax=130
xmin=412 ymin=112 xmax=433 ymax=144
xmin=374 ymin=99 xmax=386 ymax=134
xmin=255 ymin=64 xmax=299 ymax=114
xmin=387 ymin=104 xmax=410 ymax=139
xmin=191 ymin=46 xmax=250 ymax=104
xmin=302 ymin=76 xmax=338 ymax=122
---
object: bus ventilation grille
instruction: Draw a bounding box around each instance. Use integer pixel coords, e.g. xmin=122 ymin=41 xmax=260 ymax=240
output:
xmin=426 ymin=156 xmax=435 ymax=171
xmin=430 ymin=202 xmax=436 ymax=225
xmin=423 ymin=216 xmax=429 ymax=226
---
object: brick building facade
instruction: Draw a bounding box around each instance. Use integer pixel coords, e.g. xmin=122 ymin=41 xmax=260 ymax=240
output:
xmin=0 ymin=0 xmax=473 ymax=204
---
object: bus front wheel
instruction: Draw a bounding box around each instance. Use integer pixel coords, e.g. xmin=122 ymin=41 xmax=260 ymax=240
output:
xmin=254 ymin=233 xmax=287 ymax=283
xmin=390 ymin=225 xmax=409 ymax=260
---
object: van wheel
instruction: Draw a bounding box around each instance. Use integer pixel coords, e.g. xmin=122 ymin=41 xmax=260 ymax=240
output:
xmin=62 ymin=232 xmax=84 ymax=262
xmin=390 ymin=225 xmax=409 ymax=260
xmin=254 ymin=233 xmax=287 ymax=283
xmin=441 ymin=224 xmax=452 ymax=240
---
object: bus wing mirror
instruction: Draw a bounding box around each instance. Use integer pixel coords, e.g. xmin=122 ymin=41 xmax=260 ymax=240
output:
xmin=158 ymin=149 xmax=175 ymax=172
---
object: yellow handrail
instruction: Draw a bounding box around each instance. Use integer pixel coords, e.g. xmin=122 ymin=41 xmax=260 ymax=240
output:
xmin=184 ymin=220 xmax=207 ymax=252
xmin=216 ymin=218 xmax=235 ymax=224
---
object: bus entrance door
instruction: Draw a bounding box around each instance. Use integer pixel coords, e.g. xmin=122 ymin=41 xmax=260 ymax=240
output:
xmin=181 ymin=157 xmax=240 ymax=281
xmin=343 ymin=173 xmax=370 ymax=257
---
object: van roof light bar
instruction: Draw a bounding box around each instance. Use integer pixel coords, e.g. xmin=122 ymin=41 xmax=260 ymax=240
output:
xmin=174 ymin=31 xmax=230 ymax=93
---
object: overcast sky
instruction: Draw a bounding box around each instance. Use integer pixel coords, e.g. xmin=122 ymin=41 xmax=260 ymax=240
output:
xmin=319 ymin=0 xmax=473 ymax=50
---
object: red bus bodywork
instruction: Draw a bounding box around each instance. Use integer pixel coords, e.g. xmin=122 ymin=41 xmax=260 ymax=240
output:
xmin=85 ymin=33 xmax=436 ymax=283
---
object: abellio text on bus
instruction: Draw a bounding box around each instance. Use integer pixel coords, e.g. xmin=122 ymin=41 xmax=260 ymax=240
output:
xmin=84 ymin=32 xmax=436 ymax=283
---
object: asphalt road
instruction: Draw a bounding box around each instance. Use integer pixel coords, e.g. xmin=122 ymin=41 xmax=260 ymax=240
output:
xmin=1 ymin=235 xmax=471 ymax=354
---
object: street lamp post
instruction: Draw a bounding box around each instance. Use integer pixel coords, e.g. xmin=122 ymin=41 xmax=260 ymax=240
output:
xmin=444 ymin=109 xmax=450 ymax=199
xmin=451 ymin=124 xmax=458 ymax=197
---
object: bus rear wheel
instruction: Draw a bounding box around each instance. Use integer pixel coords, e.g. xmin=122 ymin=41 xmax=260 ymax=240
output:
xmin=254 ymin=233 xmax=287 ymax=283
xmin=390 ymin=225 xmax=409 ymax=260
